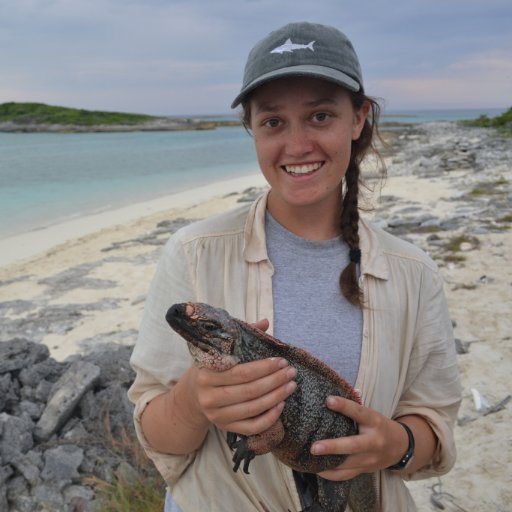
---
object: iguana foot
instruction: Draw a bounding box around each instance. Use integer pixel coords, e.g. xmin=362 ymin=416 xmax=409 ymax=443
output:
xmin=226 ymin=431 xmax=238 ymax=450
xmin=229 ymin=434 xmax=256 ymax=474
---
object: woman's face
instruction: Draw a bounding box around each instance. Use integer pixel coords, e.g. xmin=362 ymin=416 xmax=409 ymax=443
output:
xmin=248 ymin=76 xmax=368 ymax=221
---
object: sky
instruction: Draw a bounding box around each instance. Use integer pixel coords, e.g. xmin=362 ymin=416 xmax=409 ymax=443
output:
xmin=0 ymin=0 xmax=511 ymax=116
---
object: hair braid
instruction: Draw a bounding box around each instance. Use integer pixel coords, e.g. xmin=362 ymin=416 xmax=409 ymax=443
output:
xmin=338 ymin=92 xmax=383 ymax=308
xmin=339 ymin=160 xmax=363 ymax=307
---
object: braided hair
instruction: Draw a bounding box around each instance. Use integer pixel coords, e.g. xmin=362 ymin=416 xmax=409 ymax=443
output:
xmin=339 ymin=92 xmax=382 ymax=307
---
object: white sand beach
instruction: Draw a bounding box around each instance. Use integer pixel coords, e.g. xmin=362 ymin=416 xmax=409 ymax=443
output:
xmin=0 ymin=122 xmax=510 ymax=510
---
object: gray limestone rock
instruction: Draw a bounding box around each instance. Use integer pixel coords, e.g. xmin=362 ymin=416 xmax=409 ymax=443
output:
xmin=0 ymin=413 xmax=34 ymax=463
xmin=12 ymin=450 xmax=43 ymax=486
xmin=41 ymin=445 xmax=84 ymax=488
xmin=0 ymin=339 xmax=139 ymax=511
xmin=34 ymin=362 xmax=100 ymax=442
xmin=0 ymin=339 xmax=49 ymax=374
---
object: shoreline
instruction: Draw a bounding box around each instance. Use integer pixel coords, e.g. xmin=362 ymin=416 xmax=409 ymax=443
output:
xmin=0 ymin=121 xmax=510 ymax=509
xmin=0 ymin=173 xmax=266 ymax=268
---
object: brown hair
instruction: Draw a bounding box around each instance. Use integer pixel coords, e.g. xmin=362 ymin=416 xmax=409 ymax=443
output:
xmin=339 ymin=92 xmax=383 ymax=307
xmin=242 ymin=89 xmax=384 ymax=308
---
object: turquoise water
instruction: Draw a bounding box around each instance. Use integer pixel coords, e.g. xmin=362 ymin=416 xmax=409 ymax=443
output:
xmin=0 ymin=108 xmax=505 ymax=238
xmin=0 ymin=126 xmax=257 ymax=238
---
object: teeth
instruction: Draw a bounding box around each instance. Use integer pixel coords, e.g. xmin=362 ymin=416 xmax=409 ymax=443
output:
xmin=284 ymin=163 xmax=322 ymax=175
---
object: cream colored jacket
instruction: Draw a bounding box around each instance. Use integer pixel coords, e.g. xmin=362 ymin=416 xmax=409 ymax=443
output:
xmin=128 ymin=191 xmax=462 ymax=512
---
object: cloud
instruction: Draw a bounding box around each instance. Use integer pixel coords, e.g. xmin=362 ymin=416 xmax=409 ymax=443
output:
xmin=0 ymin=0 xmax=511 ymax=113
xmin=373 ymin=51 xmax=512 ymax=109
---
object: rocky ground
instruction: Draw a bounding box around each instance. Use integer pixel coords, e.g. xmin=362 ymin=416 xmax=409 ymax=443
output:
xmin=0 ymin=122 xmax=511 ymax=511
xmin=0 ymin=118 xmax=240 ymax=133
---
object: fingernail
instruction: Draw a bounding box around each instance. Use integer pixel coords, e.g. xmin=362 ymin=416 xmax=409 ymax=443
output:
xmin=286 ymin=381 xmax=297 ymax=393
xmin=326 ymin=395 xmax=337 ymax=407
xmin=277 ymin=358 xmax=289 ymax=368
xmin=286 ymin=367 xmax=297 ymax=379
xmin=311 ymin=443 xmax=324 ymax=455
xmin=276 ymin=401 xmax=285 ymax=412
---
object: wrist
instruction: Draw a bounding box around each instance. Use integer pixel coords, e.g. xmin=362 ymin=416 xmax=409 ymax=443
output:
xmin=173 ymin=367 xmax=209 ymax=430
xmin=387 ymin=421 xmax=415 ymax=471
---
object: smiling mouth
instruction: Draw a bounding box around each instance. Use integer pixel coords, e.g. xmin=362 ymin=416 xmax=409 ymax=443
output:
xmin=282 ymin=162 xmax=324 ymax=176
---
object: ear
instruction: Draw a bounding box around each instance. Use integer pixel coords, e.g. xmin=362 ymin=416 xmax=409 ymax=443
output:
xmin=352 ymin=100 xmax=370 ymax=140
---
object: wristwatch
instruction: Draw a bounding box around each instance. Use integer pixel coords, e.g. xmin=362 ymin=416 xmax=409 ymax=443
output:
xmin=387 ymin=422 xmax=415 ymax=471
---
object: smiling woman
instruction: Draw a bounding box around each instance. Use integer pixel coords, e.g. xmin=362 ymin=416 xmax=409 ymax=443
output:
xmin=128 ymin=21 xmax=462 ymax=512
xmin=248 ymin=77 xmax=367 ymax=239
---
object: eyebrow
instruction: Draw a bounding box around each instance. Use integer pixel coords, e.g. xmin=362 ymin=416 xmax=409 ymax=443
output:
xmin=253 ymin=97 xmax=338 ymax=114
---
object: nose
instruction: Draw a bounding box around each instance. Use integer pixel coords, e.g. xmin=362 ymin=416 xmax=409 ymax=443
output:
xmin=166 ymin=303 xmax=188 ymax=325
xmin=285 ymin=123 xmax=314 ymax=157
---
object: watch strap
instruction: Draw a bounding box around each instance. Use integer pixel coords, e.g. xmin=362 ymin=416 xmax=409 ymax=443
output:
xmin=387 ymin=421 xmax=415 ymax=471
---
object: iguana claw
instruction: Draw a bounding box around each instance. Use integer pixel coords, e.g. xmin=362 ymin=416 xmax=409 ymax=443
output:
xmin=229 ymin=435 xmax=256 ymax=473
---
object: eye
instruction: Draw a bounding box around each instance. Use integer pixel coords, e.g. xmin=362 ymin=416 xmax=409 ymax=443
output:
xmin=263 ymin=117 xmax=281 ymax=128
xmin=202 ymin=322 xmax=218 ymax=331
xmin=312 ymin=112 xmax=330 ymax=123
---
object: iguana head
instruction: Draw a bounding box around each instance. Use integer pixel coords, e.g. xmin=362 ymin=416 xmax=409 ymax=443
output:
xmin=166 ymin=302 xmax=243 ymax=371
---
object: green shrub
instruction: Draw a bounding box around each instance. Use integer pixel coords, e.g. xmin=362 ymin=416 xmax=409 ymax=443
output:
xmin=461 ymin=107 xmax=512 ymax=135
xmin=0 ymin=102 xmax=159 ymax=126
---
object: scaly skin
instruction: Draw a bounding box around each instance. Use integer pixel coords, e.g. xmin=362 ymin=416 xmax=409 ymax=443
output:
xmin=166 ymin=302 xmax=378 ymax=512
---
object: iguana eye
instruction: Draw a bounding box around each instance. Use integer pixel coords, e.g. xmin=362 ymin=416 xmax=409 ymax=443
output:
xmin=202 ymin=322 xmax=218 ymax=331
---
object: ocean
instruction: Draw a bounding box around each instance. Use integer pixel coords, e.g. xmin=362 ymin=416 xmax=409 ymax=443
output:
xmin=0 ymin=107 xmax=504 ymax=239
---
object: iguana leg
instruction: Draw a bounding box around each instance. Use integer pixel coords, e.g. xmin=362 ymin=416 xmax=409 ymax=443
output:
xmin=226 ymin=431 xmax=238 ymax=450
xmin=226 ymin=421 xmax=285 ymax=474
xmin=231 ymin=436 xmax=256 ymax=473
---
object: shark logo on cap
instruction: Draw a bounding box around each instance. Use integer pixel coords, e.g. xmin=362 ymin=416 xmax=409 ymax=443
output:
xmin=270 ymin=38 xmax=315 ymax=54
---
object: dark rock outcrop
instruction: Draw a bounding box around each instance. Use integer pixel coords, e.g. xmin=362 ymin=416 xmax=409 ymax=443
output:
xmin=0 ymin=340 xmax=139 ymax=512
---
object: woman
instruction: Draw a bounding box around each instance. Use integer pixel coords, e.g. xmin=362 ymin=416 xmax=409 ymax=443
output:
xmin=128 ymin=21 xmax=462 ymax=511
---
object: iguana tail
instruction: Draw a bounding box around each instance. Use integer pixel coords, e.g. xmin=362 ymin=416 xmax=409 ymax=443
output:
xmin=348 ymin=472 xmax=378 ymax=512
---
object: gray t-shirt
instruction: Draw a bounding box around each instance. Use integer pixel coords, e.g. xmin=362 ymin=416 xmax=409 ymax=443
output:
xmin=265 ymin=212 xmax=362 ymax=386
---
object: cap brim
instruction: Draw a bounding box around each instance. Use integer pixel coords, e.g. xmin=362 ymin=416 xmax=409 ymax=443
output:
xmin=231 ymin=64 xmax=361 ymax=109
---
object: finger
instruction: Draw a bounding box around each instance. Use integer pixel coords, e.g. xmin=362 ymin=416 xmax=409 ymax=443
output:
xmin=325 ymin=395 xmax=370 ymax=424
xmin=310 ymin=431 xmax=364 ymax=458
xmin=206 ymin=377 xmax=297 ymax=424
xmin=203 ymin=357 xmax=290 ymax=387
xmin=200 ymin=364 xmax=296 ymax=407
xmin=225 ymin=400 xmax=286 ymax=437
xmin=251 ymin=318 xmax=269 ymax=332
xmin=318 ymin=466 xmax=361 ymax=482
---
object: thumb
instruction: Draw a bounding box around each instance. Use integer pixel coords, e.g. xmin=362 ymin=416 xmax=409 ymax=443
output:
xmin=251 ymin=318 xmax=269 ymax=332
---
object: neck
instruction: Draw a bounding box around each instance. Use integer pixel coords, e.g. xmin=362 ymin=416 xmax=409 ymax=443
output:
xmin=266 ymin=192 xmax=342 ymax=241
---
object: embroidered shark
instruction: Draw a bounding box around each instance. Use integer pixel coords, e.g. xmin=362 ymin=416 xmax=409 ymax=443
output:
xmin=270 ymin=38 xmax=315 ymax=54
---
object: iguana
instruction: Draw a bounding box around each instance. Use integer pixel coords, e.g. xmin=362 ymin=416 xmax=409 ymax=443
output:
xmin=166 ymin=302 xmax=378 ymax=512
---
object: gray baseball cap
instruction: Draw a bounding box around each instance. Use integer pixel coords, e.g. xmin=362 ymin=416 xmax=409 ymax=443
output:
xmin=231 ymin=21 xmax=364 ymax=109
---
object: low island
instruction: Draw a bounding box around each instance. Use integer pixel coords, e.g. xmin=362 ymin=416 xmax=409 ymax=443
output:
xmin=0 ymin=102 xmax=241 ymax=133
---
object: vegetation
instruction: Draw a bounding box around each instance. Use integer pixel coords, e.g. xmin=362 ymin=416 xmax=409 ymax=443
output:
xmin=0 ymin=102 xmax=242 ymax=132
xmin=0 ymin=102 xmax=160 ymax=126
xmin=469 ymin=178 xmax=509 ymax=197
xmin=497 ymin=213 xmax=512 ymax=223
xmin=443 ymin=234 xmax=480 ymax=253
xmin=85 ymin=423 xmax=165 ymax=512
xmin=461 ymin=107 xmax=512 ymax=136
xmin=432 ymin=233 xmax=481 ymax=265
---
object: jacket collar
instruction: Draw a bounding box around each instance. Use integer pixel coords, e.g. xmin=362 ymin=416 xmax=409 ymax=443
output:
xmin=243 ymin=190 xmax=270 ymax=263
xmin=243 ymin=190 xmax=389 ymax=280
xmin=358 ymin=217 xmax=389 ymax=281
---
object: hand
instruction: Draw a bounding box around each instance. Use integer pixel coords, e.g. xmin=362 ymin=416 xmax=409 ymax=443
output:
xmin=310 ymin=396 xmax=409 ymax=481
xmin=192 ymin=318 xmax=297 ymax=436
